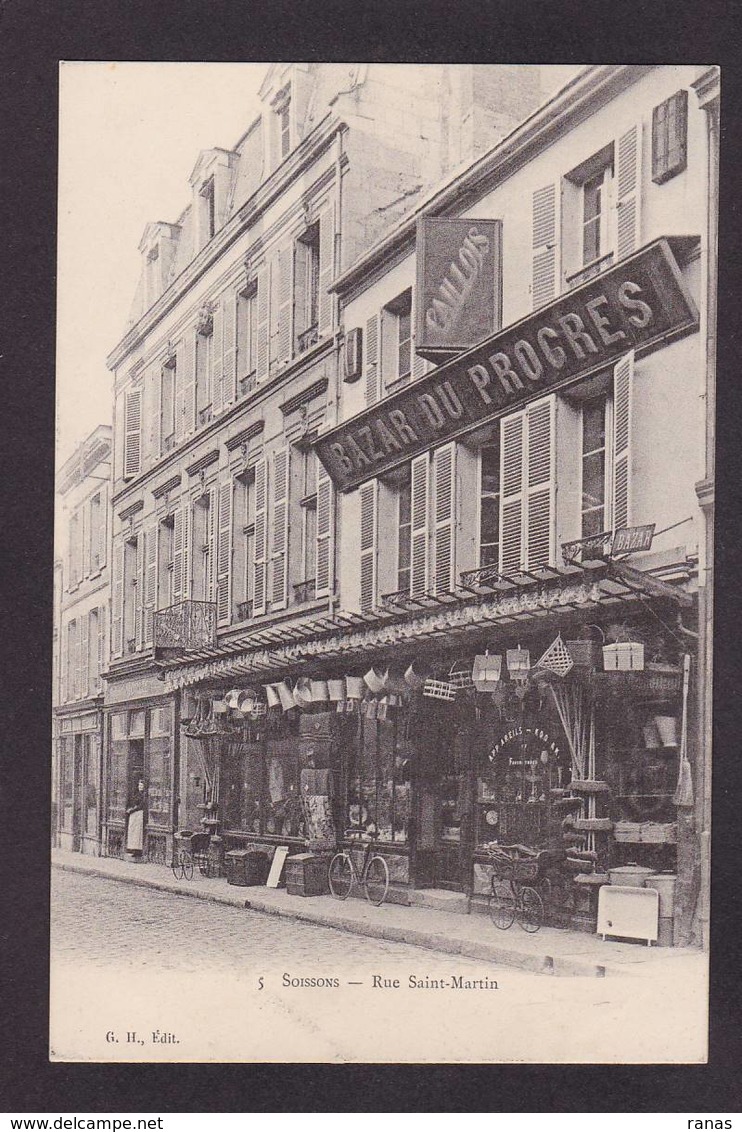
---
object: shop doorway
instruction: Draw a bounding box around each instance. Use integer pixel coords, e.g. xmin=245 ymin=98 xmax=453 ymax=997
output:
xmin=412 ymin=772 xmax=467 ymax=890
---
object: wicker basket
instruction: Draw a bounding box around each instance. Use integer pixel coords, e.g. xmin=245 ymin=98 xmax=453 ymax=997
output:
xmin=566 ymin=640 xmax=602 ymax=670
xmin=569 ymin=779 xmax=610 ymax=794
xmin=571 ymin=817 xmax=614 ymax=833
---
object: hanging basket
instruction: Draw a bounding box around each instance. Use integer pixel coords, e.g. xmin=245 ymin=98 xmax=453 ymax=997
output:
xmin=448 ymin=660 xmax=474 ymax=689
xmin=327 ymin=678 xmax=346 ymax=702
xmin=310 ymin=679 xmax=330 ymax=703
xmin=422 ymin=678 xmax=457 ymax=702
xmin=602 ymin=642 xmax=645 ymax=671
xmin=566 ymin=640 xmax=602 ymax=670
xmin=535 ymin=634 xmax=574 ymax=678
xmin=472 ymin=652 xmax=502 ymax=691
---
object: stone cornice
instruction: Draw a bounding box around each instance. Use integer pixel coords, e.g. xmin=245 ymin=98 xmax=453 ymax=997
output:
xmin=185 ymin=449 xmax=220 ymax=478
xmin=225 ymin=419 xmax=266 ymax=452
xmin=279 ymin=377 xmax=328 ymax=416
xmin=152 ymin=473 xmax=183 ymax=500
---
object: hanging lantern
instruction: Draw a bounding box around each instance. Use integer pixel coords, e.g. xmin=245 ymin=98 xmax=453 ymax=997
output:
xmin=472 ymin=652 xmax=503 ymax=692
xmin=506 ymin=646 xmax=530 ymax=675
xmin=276 ymin=681 xmax=297 ymax=712
xmin=264 ymin=684 xmax=281 ymax=709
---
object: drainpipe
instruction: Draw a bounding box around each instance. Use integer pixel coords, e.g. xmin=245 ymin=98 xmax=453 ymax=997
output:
xmin=327 ymin=128 xmax=344 ymax=621
xmin=691 ymin=65 xmax=719 ymax=952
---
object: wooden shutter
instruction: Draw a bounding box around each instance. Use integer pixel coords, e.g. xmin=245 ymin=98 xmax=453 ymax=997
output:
xmin=172 ymin=504 xmax=191 ymax=602
xmin=278 ymin=245 xmax=292 ymax=363
xmin=293 ymin=240 xmax=308 ymax=350
xmin=143 ymin=524 xmax=158 ymax=648
xmin=111 ymin=539 xmax=124 ymax=658
xmin=222 ymin=289 xmax=237 ymax=409
xmin=365 ymin=314 xmax=379 ymax=407
xmin=146 ymin=361 xmax=160 ymax=467
xmin=315 ymin=456 xmax=333 ymax=598
xmin=525 ymin=397 xmax=555 ymax=569
xmin=270 ymin=447 xmax=289 ymax=610
xmin=135 ymin=533 xmax=145 ymax=651
xmin=212 ymin=297 xmax=224 ymax=416
xmin=359 ymin=480 xmax=377 ymax=612
xmin=411 ymin=287 xmax=427 ymax=381
xmin=216 ymin=478 xmax=233 ymax=626
xmin=410 ymin=453 xmax=429 ymax=597
xmin=532 ymin=183 xmax=559 ymax=310
xmin=252 ymin=456 xmax=268 ymax=616
xmin=318 ymin=205 xmax=334 ymax=337
xmin=124 ymin=387 xmax=142 ymax=478
xmin=612 ymin=351 xmax=634 ymax=531
xmin=432 ymin=443 xmax=456 ymax=593
xmin=616 ymin=124 xmax=642 ymax=260
xmin=97 ymin=605 xmax=106 ymax=689
xmin=269 ymin=251 xmax=281 ymax=370
xmin=499 ymin=411 xmax=525 ymax=573
xmin=206 ymin=485 xmax=217 ymax=603
xmin=79 ymin=614 xmax=89 ymax=698
xmin=181 ymin=503 xmax=191 ymax=600
xmin=179 ymin=331 xmax=196 ymax=439
xmin=255 ymin=266 xmax=269 ymax=383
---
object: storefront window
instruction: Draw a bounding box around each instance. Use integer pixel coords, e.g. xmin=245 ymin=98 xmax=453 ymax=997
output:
xmin=348 ymin=715 xmax=411 ymax=842
xmin=84 ymin=737 xmax=98 ymax=834
xmin=265 ymin=739 xmax=301 ymax=838
xmin=61 ymin=737 xmax=75 ymax=832
xmin=223 ymin=741 xmax=264 ymax=833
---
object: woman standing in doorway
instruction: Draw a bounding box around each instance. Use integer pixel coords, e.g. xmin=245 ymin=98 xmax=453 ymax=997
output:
xmin=125 ymin=778 xmax=145 ymax=859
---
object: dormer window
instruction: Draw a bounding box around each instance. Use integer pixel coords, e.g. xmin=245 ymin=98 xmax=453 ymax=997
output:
xmin=275 ymin=87 xmax=291 ymax=161
xmin=200 ymin=176 xmax=216 ymax=241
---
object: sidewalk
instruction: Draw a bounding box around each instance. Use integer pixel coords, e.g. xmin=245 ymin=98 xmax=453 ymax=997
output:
xmin=51 ymin=848 xmax=705 ymax=980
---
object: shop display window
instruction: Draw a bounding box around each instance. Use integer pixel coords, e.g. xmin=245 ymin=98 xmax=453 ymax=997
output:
xmin=147 ymin=737 xmax=172 ymax=827
xmin=61 ymin=737 xmax=75 ymax=832
xmin=84 ymin=737 xmax=98 ymax=834
xmin=223 ymin=742 xmax=264 ymax=833
xmin=108 ymin=736 xmax=128 ymax=823
xmin=222 ymin=737 xmax=302 ymax=839
xmin=265 ymin=739 xmax=302 ymax=837
xmin=347 ymin=716 xmax=410 ymax=842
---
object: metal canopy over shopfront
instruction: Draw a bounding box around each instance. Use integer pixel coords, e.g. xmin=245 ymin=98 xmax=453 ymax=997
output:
xmin=156 ymin=561 xmax=691 ymax=691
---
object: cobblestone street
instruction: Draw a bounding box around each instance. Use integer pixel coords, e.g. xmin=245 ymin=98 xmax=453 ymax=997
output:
xmin=50 ymin=868 xmax=707 ymax=1064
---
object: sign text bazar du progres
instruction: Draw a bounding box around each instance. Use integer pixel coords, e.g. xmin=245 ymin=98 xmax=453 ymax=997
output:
xmin=315 ymin=238 xmax=699 ymax=493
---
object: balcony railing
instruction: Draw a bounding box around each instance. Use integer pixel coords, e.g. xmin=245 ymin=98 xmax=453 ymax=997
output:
xmin=236 ymin=599 xmax=253 ymax=621
xmin=154 ymin=600 xmax=217 ymax=651
xmin=380 ymin=589 xmax=418 ymax=609
xmin=293 ymin=578 xmax=316 ymax=604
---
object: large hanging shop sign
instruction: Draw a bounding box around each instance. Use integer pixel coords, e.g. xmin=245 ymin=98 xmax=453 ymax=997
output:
xmin=316 ymin=238 xmax=698 ymax=492
xmin=415 ymin=218 xmax=503 ymax=355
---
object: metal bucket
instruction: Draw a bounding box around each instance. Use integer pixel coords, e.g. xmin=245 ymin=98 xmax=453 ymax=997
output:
xmin=646 ymin=873 xmax=677 ymax=917
xmin=608 ymin=864 xmax=655 ymax=888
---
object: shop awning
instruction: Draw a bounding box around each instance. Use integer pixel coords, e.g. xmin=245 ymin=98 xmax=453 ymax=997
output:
xmin=156 ymin=561 xmax=692 ymax=692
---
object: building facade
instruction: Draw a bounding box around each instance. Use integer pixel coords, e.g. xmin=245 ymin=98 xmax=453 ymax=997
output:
xmin=104 ymin=64 xmax=717 ymax=947
xmin=53 ymin=425 xmax=112 ymax=854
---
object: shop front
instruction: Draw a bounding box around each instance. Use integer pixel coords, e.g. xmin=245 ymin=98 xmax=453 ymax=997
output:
xmin=159 ymin=559 xmax=698 ymax=943
xmin=54 ymin=708 xmax=103 ymax=855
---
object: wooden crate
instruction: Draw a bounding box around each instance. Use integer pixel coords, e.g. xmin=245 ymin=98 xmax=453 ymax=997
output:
xmin=285 ymin=853 xmax=330 ymax=897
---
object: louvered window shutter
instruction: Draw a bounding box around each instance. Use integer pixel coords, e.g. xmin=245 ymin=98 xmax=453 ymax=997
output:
xmin=315 ymin=456 xmax=333 ymax=598
xmin=206 ymin=486 xmax=217 ymax=603
xmin=252 ymin=456 xmax=268 ymax=615
xmin=612 ymin=351 xmax=634 ymax=531
xmin=222 ymin=290 xmax=237 ymax=409
xmin=255 ymin=267 xmax=269 ymax=384
xmin=124 ymin=387 xmax=142 ymax=478
xmin=269 ymin=252 xmax=281 ymax=370
xmin=318 ymin=205 xmax=335 ymax=337
xmin=143 ymin=524 xmax=158 ymax=648
xmin=365 ymin=314 xmax=379 ymax=407
xmin=411 ymin=287 xmax=427 ymax=381
xmin=278 ymin=246 xmax=292 ymax=363
xmin=181 ymin=503 xmax=191 ymax=600
xmin=111 ymin=540 xmax=124 ymax=659
xmin=172 ymin=508 xmax=183 ymax=603
xmin=135 ymin=534 xmax=145 ymax=651
xmin=270 ymin=447 xmax=289 ymax=610
xmin=433 ymin=443 xmax=456 ymax=594
xmin=532 ymin=183 xmax=559 ymax=310
xmin=212 ymin=297 xmax=224 ymax=416
xmin=499 ymin=412 xmax=525 ymax=573
xmin=216 ymin=478 xmax=234 ymax=626
xmin=525 ymin=397 xmax=555 ymax=569
xmin=615 ymin=124 xmax=642 ymax=260
xmin=97 ymin=605 xmax=106 ymax=690
xmin=146 ymin=362 xmax=160 ymax=467
xmin=180 ymin=331 xmax=196 ymax=438
xmin=359 ymin=481 xmax=377 ymax=612
xmin=79 ymin=614 xmax=89 ymax=698
xmin=410 ymin=453 xmax=429 ymax=597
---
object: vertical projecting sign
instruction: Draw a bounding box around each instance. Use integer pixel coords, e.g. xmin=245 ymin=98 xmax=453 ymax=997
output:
xmin=415 ymin=218 xmax=502 ymax=357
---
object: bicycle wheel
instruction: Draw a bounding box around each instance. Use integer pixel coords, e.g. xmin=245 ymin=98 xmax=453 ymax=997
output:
xmin=197 ymin=852 xmax=210 ymax=878
xmin=171 ymin=853 xmax=184 ymax=881
xmin=364 ymin=855 xmax=389 ymax=906
xmin=328 ymin=852 xmax=353 ymax=899
xmin=182 ymin=851 xmax=194 ymax=881
xmin=490 ymin=890 xmax=516 ymax=929
xmin=516 ymin=886 xmax=543 ymax=933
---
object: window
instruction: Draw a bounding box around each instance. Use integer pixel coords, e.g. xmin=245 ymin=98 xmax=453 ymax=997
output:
xmin=275 ymin=88 xmax=291 ymax=161
xmin=196 ymin=329 xmax=213 ymax=422
xmin=479 ymin=441 xmax=500 ymax=568
xmin=124 ymin=537 xmax=138 ymax=653
xmin=381 ymin=289 xmax=413 ymax=386
xmin=89 ymin=493 xmax=103 ymax=573
xmin=652 ymin=90 xmax=688 ymax=184
xmin=68 ymin=510 xmax=81 ymax=588
xmin=161 ymin=359 xmax=177 ymax=451
xmin=158 ymin=516 xmax=175 ymax=608
xmin=397 ymin=471 xmax=412 ymax=594
xmin=581 ymin=396 xmax=609 ymax=538
xmin=294 ymin=223 xmax=320 ymax=353
xmin=88 ymin=607 xmax=100 ymax=692
xmin=191 ymin=491 xmax=212 ymax=602
xmin=234 ymin=471 xmax=255 ymax=620
xmin=236 ymin=282 xmax=258 ymax=389
xmin=347 ymin=717 xmax=411 ymax=843
xmin=67 ymin=620 xmax=77 ymax=700
xmin=300 ymin=449 xmax=318 ymax=587
xmin=200 ymin=176 xmax=216 ymax=240
xmin=581 ymin=166 xmax=613 ymax=269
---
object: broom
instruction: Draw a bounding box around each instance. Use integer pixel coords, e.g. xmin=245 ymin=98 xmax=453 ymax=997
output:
xmin=673 ymin=654 xmax=693 ymax=808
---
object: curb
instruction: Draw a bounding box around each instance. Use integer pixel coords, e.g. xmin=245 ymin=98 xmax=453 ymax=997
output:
xmin=53 ymin=856 xmax=616 ymax=978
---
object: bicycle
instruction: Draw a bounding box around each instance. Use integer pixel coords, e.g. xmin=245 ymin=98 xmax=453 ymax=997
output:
xmin=171 ymin=831 xmax=211 ymax=881
xmin=486 ymin=844 xmax=568 ymax=933
xmin=328 ymin=829 xmax=390 ymax=906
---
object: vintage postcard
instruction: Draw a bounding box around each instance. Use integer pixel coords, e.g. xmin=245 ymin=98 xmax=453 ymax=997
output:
xmin=52 ymin=62 xmax=716 ymax=1064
